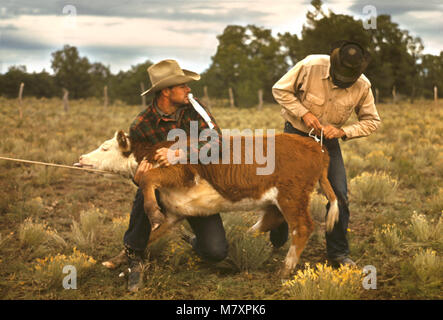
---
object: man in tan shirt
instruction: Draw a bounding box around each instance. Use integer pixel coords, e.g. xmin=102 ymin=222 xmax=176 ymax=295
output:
xmin=272 ymin=40 xmax=381 ymax=267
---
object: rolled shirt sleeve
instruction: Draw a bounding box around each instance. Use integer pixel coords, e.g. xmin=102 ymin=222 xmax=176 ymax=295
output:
xmin=341 ymin=87 xmax=381 ymax=140
xmin=272 ymin=62 xmax=311 ymax=119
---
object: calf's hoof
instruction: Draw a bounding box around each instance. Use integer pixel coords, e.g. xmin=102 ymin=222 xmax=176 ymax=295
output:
xmin=149 ymin=210 xmax=166 ymax=231
xmin=279 ymin=267 xmax=292 ymax=280
xmin=102 ymin=249 xmax=127 ymax=269
xmin=102 ymin=261 xmax=116 ymax=269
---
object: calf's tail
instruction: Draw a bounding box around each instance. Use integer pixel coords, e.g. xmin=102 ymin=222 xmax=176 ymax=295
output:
xmin=318 ymin=153 xmax=339 ymax=233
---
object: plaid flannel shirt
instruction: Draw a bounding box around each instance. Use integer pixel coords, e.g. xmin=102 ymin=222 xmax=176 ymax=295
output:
xmin=129 ymin=98 xmax=221 ymax=159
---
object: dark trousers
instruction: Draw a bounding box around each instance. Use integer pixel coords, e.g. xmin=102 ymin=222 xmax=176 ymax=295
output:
xmin=270 ymin=122 xmax=350 ymax=259
xmin=123 ymin=189 xmax=229 ymax=262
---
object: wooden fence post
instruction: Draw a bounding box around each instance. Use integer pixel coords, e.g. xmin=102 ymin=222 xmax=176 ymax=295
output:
xmin=203 ymin=86 xmax=211 ymax=111
xmin=18 ymin=82 xmax=24 ymax=119
xmin=434 ymin=85 xmax=438 ymax=104
xmin=257 ymin=89 xmax=263 ymax=110
xmin=140 ymin=82 xmax=146 ymax=109
xmin=104 ymin=85 xmax=108 ymax=108
xmin=228 ymin=87 xmax=235 ymax=108
xmin=62 ymin=88 xmax=69 ymax=112
xmin=392 ymin=85 xmax=397 ymax=104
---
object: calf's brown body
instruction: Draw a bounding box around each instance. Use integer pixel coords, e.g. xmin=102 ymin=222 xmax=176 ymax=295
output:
xmin=105 ymin=131 xmax=338 ymax=277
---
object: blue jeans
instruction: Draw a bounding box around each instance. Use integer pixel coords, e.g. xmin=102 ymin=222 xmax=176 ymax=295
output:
xmin=123 ymin=189 xmax=229 ymax=262
xmin=270 ymin=122 xmax=350 ymax=259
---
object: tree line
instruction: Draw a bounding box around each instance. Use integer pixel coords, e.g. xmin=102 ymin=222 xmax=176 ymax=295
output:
xmin=1 ymin=0 xmax=441 ymax=107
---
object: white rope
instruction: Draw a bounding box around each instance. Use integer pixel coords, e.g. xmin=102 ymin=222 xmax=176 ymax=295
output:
xmin=0 ymin=156 xmax=115 ymax=174
xmin=308 ymin=128 xmax=325 ymax=153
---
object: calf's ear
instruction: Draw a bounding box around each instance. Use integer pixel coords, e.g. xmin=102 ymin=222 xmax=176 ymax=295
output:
xmin=116 ymin=130 xmax=131 ymax=152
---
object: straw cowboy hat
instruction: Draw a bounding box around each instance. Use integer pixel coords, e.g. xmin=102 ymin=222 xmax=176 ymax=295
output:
xmin=329 ymin=40 xmax=371 ymax=84
xmin=140 ymin=59 xmax=200 ymax=96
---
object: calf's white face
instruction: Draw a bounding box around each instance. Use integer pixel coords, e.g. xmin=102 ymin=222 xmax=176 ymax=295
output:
xmin=75 ymin=131 xmax=137 ymax=177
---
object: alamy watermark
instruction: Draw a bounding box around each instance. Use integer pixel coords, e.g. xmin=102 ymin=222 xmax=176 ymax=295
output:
xmin=362 ymin=5 xmax=377 ymax=30
xmin=62 ymin=5 xmax=77 ymax=29
xmin=362 ymin=265 xmax=377 ymax=290
xmin=62 ymin=265 xmax=77 ymax=289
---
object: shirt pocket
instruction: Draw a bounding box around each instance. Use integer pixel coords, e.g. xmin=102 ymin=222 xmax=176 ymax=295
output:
xmin=330 ymin=96 xmax=355 ymax=125
xmin=303 ymin=92 xmax=325 ymax=117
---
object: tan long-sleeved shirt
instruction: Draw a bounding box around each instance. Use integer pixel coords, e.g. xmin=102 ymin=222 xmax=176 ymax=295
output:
xmin=272 ymin=54 xmax=381 ymax=140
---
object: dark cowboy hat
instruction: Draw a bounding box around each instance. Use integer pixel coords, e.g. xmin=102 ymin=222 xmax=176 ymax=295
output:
xmin=329 ymin=40 xmax=371 ymax=84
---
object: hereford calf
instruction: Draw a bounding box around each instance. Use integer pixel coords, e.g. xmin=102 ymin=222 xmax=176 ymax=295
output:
xmin=76 ymin=130 xmax=338 ymax=278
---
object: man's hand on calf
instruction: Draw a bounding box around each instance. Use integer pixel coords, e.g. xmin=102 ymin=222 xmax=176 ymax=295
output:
xmin=302 ymin=112 xmax=323 ymax=135
xmin=323 ymin=125 xmax=346 ymax=139
xmin=134 ymin=160 xmax=153 ymax=185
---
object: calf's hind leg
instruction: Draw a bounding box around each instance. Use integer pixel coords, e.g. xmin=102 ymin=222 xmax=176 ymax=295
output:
xmin=277 ymin=193 xmax=314 ymax=279
xmin=141 ymin=182 xmax=164 ymax=231
xmin=138 ymin=167 xmax=188 ymax=231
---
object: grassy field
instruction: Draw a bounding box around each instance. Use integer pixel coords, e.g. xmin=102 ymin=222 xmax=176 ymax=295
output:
xmin=0 ymin=97 xmax=441 ymax=300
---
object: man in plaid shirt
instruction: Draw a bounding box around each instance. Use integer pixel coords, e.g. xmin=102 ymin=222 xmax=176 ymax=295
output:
xmin=123 ymin=60 xmax=228 ymax=292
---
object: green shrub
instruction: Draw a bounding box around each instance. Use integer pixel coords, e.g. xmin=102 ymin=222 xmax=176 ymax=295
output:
xmin=7 ymin=196 xmax=46 ymax=222
xmin=374 ymin=223 xmax=403 ymax=253
xmin=343 ymin=153 xmax=366 ymax=179
xmin=163 ymin=237 xmax=196 ymax=269
xmin=224 ymin=223 xmax=272 ymax=273
xmin=110 ymin=215 xmax=130 ymax=241
xmin=310 ymin=191 xmax=327 ymax=222
xmin=349 ymin=171 xmax=398 ymax=205
xmin=70 ymin=207 xmax=103 ymax=250
xmin=365 ymin=150 xmax=392 ymax=172
xmin=427 ymin=188 xmax=443 ymax=214
xmin=19 ymin=218 xmax=66 ymax=248
xmin=408 ymin=212 xmax=443 ymax=244
xmin=412 ymin=248 xmax=442 ymax=284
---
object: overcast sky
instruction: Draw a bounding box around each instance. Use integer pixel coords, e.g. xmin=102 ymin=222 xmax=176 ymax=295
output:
xmin=0 ymin=0 xmax=441 ymax=74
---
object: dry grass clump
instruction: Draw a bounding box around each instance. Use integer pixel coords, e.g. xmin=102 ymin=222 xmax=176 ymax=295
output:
xmin=365 ymin=150 xmax=392 ymax=172
xmin=309 ymin=191 xmax=327 ymax=222
xmin=70 ymin=207 xmax=104 ymax=250
xmin=33 ymin=247 xmax=96 ymax=289
xmin=147 ymin=233 xmax=173 ymax=260
xmin=409 ymin=143 xmax=439 ymax=170
xmin=111 ymin=215 xmax=130 ymax=240
xmin=222 ymin=214 xmax=273 ymax=273
xmin=226 ymin=225 xmax=273 ymax=273
xmin=349 ymin=171 xmax=398 ymax=205
xmin=164 ymin=237 xmax=199 ymax=270
xmin=0 ymin=232 xmax=14 ymax=250
xmin=412 ymin=248 xmax=442 ymax=285
xmin=426 ymin=188 xmax=443 ymax=213
xmin=409 ymin=212 xmax=443 ymax=243
xmin=18 ymin=218 xmax=66 ymax=249
xmin=283 ymin=262 xmax=363 ymax=300
xmin=7 ymin=196 xmax=47 ymax=222
xmin=343 ymin=153 xmax=366 ymax=179
xmin=374 ymin=223 xmax=403 ymax=253
xmin=436 ymin=152 xmax=443 ymax=176
xmin=34 ymin=166 xmax=63 ymax=186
